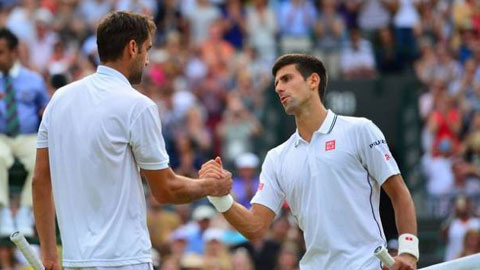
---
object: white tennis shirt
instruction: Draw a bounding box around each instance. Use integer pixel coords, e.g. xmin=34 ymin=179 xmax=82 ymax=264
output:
xmin=37 ymin=66 xmax=169 ymax=267
xmin=251 ymin=110 xmax=400 ymax=270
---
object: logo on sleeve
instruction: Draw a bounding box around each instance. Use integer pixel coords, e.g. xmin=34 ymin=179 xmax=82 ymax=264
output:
xmin=369 ymin=139 xmax=386 ymax=149
xmin=385 ymin=154 xmax=391 ymax=161
xmin=325 ymin=140 xmax=336 ymax=151
xmin=258 ymin=183 xmax=264 ymax=191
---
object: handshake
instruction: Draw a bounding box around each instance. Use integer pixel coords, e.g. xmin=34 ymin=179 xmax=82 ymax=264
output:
xmin=198 ymin=157 xmax=235 ymax=213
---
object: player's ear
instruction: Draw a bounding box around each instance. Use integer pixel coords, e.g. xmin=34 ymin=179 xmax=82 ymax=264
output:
xmin=309 ymin=73 xmax=320 ymax=91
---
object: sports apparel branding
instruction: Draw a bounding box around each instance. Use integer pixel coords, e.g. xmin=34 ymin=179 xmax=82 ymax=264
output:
xmin=369 ymin=139 xmax=386 ymax=149
xmin=325 ymin=140 xmax=336 ymax=151
xmin=258 ymin=183 xmax=264 ymax=191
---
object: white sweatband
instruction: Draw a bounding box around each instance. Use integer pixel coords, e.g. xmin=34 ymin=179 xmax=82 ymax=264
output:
xmin=398 ymin=233 xmax=419 ymax=261
xmin=207 ymin=195 xmax=234 ymax=213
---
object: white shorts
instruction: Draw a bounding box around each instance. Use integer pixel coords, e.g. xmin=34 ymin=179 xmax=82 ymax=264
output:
xmin=64 ymin=263 xmax=153 ymax=270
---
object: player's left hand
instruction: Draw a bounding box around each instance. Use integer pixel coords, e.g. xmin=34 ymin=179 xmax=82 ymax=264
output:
xmin=383 ymin=253 xmax=417 ymax=270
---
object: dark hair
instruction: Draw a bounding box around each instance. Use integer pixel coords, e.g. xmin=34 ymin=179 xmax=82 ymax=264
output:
xmin=0 ymin=28 xmax=19 ymax=50
xmin=272 ymin=54 xmax=328 ymax=102
xmin=96 ymin=11 xmax=156 ymax=63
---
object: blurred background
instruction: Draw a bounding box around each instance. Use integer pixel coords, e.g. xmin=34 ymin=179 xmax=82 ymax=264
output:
xmin=1 ymin=0 xmax=480 ymax=269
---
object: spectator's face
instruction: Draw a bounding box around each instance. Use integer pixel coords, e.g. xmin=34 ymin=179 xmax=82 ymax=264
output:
xmin=275 ymin=64 xmax=317 ymax=115
xmin=238 ymin=167 xmax=256 ymax=179
xmin=0 ymin=39 xmax=16 ymax=72
xmin=128 ymin=36 xmax=152 ymax=84
xmin=277 ymin=249 xmax=298 ymax=270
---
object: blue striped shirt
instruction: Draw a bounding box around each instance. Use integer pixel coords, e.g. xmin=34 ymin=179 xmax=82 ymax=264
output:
xmin=0 ymin=63 xmax=50 ymax=134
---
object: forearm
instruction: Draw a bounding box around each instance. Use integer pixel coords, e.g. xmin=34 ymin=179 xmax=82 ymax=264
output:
xmin=164 ymin=175 xmax=212 ymax=204
xmin=392 ymin=190 xmax=417 ymax=235
xmin=223 ymin=203 xmax=268 ymax=241
xmin=32 ymin=179 xmax=57 ymax=257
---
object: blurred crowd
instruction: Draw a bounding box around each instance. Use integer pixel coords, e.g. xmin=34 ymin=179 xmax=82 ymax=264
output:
xmin=0 ymin=0 xmax=480 ymax=269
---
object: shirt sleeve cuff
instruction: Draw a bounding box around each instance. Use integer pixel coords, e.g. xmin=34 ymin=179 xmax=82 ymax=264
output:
xmin=250 ymin=197 xmax=282 ymax=215
xmin=37 ymin=141 xmax=48 ymax=148
xmin=138 ymin=160 xmax=170 ymax=170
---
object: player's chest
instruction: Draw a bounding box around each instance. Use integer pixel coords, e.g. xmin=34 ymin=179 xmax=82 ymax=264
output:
xmin=279 ymin=138 xmax=359 ymax=191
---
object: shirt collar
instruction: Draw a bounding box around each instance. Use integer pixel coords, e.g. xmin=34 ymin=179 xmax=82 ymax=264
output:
xmin=294 ymin=109 xmax=337 ymax=147
xmin=0 ymin=62 xmax=21 ymax=78
xmin=96 ymin=65 xmax=131 ymax=87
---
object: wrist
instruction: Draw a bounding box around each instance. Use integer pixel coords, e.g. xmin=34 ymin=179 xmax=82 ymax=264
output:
xmin=207 ymin=195 xmax=234 ymax=213
xmin=398 ymin=233 xmax=419 ymax=261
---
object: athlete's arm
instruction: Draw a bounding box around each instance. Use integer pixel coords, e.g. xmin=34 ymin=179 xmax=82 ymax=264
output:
xmin=382 ymin=174 xmax=417 ymax=239
xmin=142 ymin=168 xmax=232 ymax=204
xmin=223 ymin=203 xmax=276 ymax=241
xmin=32 ymin=148 xmax=61 ymax=270
xmin=198 ymin=159 xmax=276 ymax=241
xmin=382 ymin=174 xmax=418 ymax=269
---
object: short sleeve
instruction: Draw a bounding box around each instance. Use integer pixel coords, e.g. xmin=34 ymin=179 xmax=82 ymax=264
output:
xmin=130 ymin=104 xmax=169 ymax=170
xmin=37 ymin=102 xmax=51 ymax=148
xmin=250 ymin=151 xmax=285 ymax=214
xmin=356 ymin=120 xmax=400 ymax=185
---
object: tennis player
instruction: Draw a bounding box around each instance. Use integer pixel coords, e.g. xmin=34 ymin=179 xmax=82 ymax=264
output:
xmin=200 ymin=54 xmax=418 ymax=270
xmin=32 ymin=11 xmax=231 ymax=270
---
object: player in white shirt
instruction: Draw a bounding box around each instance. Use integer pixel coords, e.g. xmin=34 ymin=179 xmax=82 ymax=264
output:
xmin=32 ymin=11 xmax=232 ymax=270
xmin=200 ymin=54 xmax=418 ymax=270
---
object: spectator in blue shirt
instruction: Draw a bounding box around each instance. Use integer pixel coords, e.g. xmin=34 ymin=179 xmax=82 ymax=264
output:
xmin=0 ymin=28 xmax=49 ymax=238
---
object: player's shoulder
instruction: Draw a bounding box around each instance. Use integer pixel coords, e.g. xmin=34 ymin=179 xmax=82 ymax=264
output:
xmin=50 ymin=78 xmax=86 ymax=101
xmin=335 ymin=114 xmax=374 ymax=132
xmin=126 ymin=88 xmax=156 ymax=109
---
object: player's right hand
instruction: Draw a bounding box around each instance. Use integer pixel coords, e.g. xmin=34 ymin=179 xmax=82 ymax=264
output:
xmin=199 ymin=157 xmax=232 ymax=196
xmin=43 ymin=256 xmax=61 ymax=270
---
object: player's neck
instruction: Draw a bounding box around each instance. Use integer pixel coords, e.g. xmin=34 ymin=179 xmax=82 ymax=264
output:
xmin=295 ymin=100 xmax=327 ymax=143
xmin=102 ymin=61 xmax=131 ymax=83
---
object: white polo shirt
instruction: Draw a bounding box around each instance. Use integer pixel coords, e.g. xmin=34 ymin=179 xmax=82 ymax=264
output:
xmin=37 ymin=66 xmax=169 ymax=267
xmin=251 ymin=110 xmax=400 ymax=270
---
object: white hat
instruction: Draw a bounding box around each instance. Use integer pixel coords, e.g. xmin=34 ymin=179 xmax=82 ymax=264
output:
xmin=171 ymin=228 xmax=189 ymax=242
xmin=34 ymin=8 xmax=54 ymax=25
xmin=192 ymin=205 xmax=216 ymax=221
xmin=180 ymin=253 xmax=204 ymax=268
xmin=235 ymin=152 xmax=259 ymax=169
xmin=203 ymin=228 xmax=224 ymax=243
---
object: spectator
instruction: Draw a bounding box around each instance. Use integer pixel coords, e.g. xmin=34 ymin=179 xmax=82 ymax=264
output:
xmin=203 ymin=228 xmax=232 ymax=270
xmin=458 ymin=228 xmax=480 ymax=258
xmin=246 ymin=0 xmax=277 ymax=64
xmin=356 ymin=0 xmax=398 ymax=39
xmin=181 ymin=205 xmax=218 ymax=255
xmin=186 ymin=0 xmax=220 ymax=45
xmin=146 ymin=192 xmax=182 ymax=253
xmin=463 ymin=111 xmax=480 ymax=168
xmin=427 ymin=92 xmax=462 ymax=156
xmin=231 ymin=247 xmax=254 ymax=270
xmin=180 ymin=253 xmax=204 ymax=270
xmin=442 ymin=196 xmax=480 ymax=261
xmin=221 ymin=0 xmax=247 ymax=50
xmin=374 ymin=27 xmax=404 ymax=73
xmin=216 ymin=93 xmax=262 ymax=167
xmin=314 ymin=0 xmax=345 ymax=79
xmin=277 ymin=0 xmax=317 ymax=54
xmin=29 ymin=8 xmax=59 ymax=72
xmin=76 ymin=0 xmax=112 ymax=28
xmin=200 ymin=21 xmax=235 ymax=79
xmin=451 ymin=158 xmax=480 ymax=196
xmin=392 ymin=0 xmax=421 ymax=63
xmin=0 ymin=28 xmax=49 ymax=238
xmin=231 ymin=152 xmax=260 ymax=209
xmin=340 ymin=27 xmax=376 ymax=79
xmin=275 ymin=242 xmax=299 ymax=270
